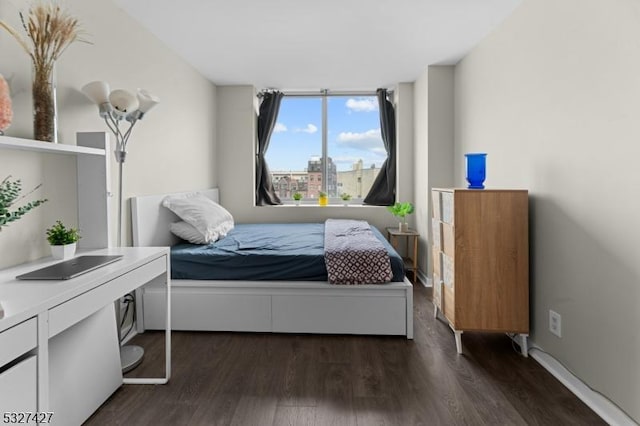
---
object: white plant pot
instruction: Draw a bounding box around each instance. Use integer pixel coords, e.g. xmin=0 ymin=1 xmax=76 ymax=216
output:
xmin=399 ymin=222 xmax=409 ymax=233
xmin=51 ymin=242 xmax=76 ymax=260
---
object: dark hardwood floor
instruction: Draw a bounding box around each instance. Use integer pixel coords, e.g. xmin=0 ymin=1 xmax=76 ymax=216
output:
xmin=86 ymin=284 xmax=604 ymax=425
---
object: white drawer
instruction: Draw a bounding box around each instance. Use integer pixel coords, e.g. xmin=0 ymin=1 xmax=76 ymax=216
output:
xmin=49 ymin=256 xmax=167 ymax=338
xmin=0 ymin=355 xmax=37 ymax=413
xmin=0 ymin=318 xmax=37 ymax=367
xmin=431 ymin=219 xmax=441 ymax=249
xmin=432 ymin=249 xmax=442 ymax=277
xmin=272 ymin=294 xmax=406 ymax=336
xmin=442 ymin=253 xmax=454 ymax=289
xmin=441 ymin=191 xmax=454 ymax=224
xmin=431 ymin=190 xmax=442 ymax=220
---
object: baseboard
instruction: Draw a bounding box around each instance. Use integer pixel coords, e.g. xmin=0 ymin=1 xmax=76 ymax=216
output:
xmin=417 ymin=270 xmax=431 ymax=287
xmin=529 ymin=347 xmax=637 ymax=426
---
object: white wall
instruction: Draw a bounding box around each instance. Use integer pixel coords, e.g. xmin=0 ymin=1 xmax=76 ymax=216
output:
xmin=413 ymin=70 xmax=429 ymax=276
xmin=216 ymin=85 xmax=415 ymax=236
xmin=395 ymin=83 xmax=415 ymax=213
xmin=455 ymin=0 xmax=640 ymax=421
xmin=0 ymin=0 xmax=216 ymax=267
xmin=413 ymin=66 xmax=455 ymax=277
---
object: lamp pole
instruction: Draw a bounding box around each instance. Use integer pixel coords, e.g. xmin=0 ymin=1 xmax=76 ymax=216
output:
xmin=81 ymin=81 xmax=159 ymax=373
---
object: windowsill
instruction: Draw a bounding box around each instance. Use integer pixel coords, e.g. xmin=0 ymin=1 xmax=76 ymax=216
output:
xmin=265 ymin=203 xmax=380 ymax=208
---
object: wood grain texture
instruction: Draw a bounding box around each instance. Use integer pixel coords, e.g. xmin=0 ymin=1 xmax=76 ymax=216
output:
xmin=85 ymin=284 xmax=603 ymax=426
xmin=441 ymin=223 xmax=455 ymax=258
xmin=432 ymin=250 xmax=441 ymax=277
xmin=453 ymin=189 xmax=529 ymax=332
xmin=443 ymin=282 xmax=456 ymax=323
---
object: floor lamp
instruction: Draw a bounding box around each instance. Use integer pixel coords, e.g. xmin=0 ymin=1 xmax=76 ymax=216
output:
xmin=82 ymin=81 xmax=160 ymax=373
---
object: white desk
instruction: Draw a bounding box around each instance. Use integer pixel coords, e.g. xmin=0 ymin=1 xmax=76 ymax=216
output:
xmin=0 ymin=247 xmax=171 ymax=426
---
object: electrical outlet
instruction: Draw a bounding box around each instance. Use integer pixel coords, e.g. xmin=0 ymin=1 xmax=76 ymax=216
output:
xmin=549 ymin=310 xmax=562 ymax=338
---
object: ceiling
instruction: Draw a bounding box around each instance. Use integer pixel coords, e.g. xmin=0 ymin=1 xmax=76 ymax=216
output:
xmin=115 ymin=0 xmax=522 ymax=91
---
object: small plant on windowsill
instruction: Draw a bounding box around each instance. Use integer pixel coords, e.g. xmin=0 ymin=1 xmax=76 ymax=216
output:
xmin=387 ymin=202 xmax=414 ymax=232
xmin=292 ymin=192 xmax=303 ymax=205
xmin=318 ymin=191 xmax=328 ymax=206
xmin=46 ymin=220 xmax=80 ymax=260
xmin=340 ymin=193 xmax=352 ymax=206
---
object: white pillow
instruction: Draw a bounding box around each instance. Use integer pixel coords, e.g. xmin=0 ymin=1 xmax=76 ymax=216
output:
xmin=162 ymin=193 xmax=234 ymax=243
xmin=170 ymin=221 xmax=208 ymax=244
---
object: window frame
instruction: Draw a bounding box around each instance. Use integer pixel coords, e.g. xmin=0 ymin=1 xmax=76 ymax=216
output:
xmin=269 ymin=90 xmax=385 ymax=205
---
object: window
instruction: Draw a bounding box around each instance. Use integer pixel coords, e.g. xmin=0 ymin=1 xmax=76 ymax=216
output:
xmin=265 ymin=93 xmax=385 ymax=202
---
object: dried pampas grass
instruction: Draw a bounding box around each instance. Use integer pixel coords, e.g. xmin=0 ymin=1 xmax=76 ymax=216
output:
xmin=0 ymin=1 xmax=89 ymax=141
xmin=0 ymin=1 xmax=88 ymax=69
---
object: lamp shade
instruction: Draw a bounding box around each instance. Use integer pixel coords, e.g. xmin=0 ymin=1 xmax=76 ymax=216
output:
xmin=109 ymin=89 xmax=139 ymax=118
xmin=81 ymin=81 xmax=110 ymax=104
xmin=137 ymin=89 xmax=160 ymax=114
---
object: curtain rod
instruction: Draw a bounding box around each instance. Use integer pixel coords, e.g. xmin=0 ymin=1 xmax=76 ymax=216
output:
xmin=258 ymin=89 xmax=394 ymax=98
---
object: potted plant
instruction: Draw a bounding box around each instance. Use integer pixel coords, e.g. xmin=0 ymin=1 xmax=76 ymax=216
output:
xmin=292 ymin=192 xmax=303 ymax=206
xmin=318 ymin=191 xmax=328 ymax=206
xmin=340 ymin=193 xmax=352 ymax=206
xmin=387 ymin=202 xmax=414 ymax=232
xmin=46 ymin=220 xmax=80 ymax=260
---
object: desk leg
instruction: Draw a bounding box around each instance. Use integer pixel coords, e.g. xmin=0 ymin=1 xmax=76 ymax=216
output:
xmin=36 ymin=311 xmax=49 ymax=412
xmin=123 ymin=256 xmax=171 ymax=385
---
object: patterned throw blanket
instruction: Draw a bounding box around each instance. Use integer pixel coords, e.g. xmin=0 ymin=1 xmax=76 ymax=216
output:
xmin=324 ymin=219 xmax=393 ymax=285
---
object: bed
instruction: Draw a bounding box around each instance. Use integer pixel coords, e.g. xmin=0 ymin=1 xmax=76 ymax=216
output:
xmin=131 ymin=189 xmax=413 ymax=339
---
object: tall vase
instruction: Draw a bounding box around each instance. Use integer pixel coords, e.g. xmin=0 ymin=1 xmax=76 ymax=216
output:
xmin=32 ymin=63 xmax=57 ymax=143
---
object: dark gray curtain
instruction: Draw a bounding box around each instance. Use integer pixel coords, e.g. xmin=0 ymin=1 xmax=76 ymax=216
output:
xmin=364 ymin=88 xmax=396 ymax=205
xmin=256 ymin=91 xmax=283 ymax=205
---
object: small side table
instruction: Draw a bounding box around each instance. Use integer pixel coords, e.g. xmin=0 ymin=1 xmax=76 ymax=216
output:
xmin=386 ymin=227 xmax=419 ymax=282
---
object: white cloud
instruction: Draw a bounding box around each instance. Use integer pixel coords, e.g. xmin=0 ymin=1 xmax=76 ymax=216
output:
xmin=336 ymin=129 xmax=382 ymax=150
xmin=295 ymin=123 xmax=318 ymax=134
xmin=345 ymin=98 xmax=378 ymax=112
xmin=337 ymin=129 xmax=380 ymax=142
xmin=273 ymin=122 xmax=287 ymax=133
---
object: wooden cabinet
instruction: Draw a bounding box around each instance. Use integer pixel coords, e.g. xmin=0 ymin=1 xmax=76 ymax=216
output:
xmin=431 ymin=188 xmax=529 ymax=355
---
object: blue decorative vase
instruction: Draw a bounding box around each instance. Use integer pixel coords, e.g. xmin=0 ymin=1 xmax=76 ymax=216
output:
xmin=465 ymin=153 xmax=487 ymax=189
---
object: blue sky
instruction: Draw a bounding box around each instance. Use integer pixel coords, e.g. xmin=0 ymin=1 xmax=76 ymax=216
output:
xmin=265 ymin=96 xmax=385 ymax=172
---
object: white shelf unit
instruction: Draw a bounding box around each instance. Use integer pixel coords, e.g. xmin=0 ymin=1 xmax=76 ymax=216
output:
xmin=0 ymin=135 xmax=106 ymax=156
xmin=0 ymin=132 xmax=112 ymax=249
xmin=0 ymin=131 xmax=129 ymax=423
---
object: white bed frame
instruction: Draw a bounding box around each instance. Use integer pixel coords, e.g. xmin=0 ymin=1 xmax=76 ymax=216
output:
xmin=131 ymin=189 xmax=413 ymax=339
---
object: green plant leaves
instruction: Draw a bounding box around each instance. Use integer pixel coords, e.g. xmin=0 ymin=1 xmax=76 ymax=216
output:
xmin=0 ymin=176 xmax=47 ymax=231
xmin=45 ymin=220 xmax=81 ymax=245
xmin=387 ymin=202 xmax=414 ymax=219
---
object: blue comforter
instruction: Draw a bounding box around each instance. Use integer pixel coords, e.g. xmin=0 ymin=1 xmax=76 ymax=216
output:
xmin=171 ymin=223 xmax=405 ymax=282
